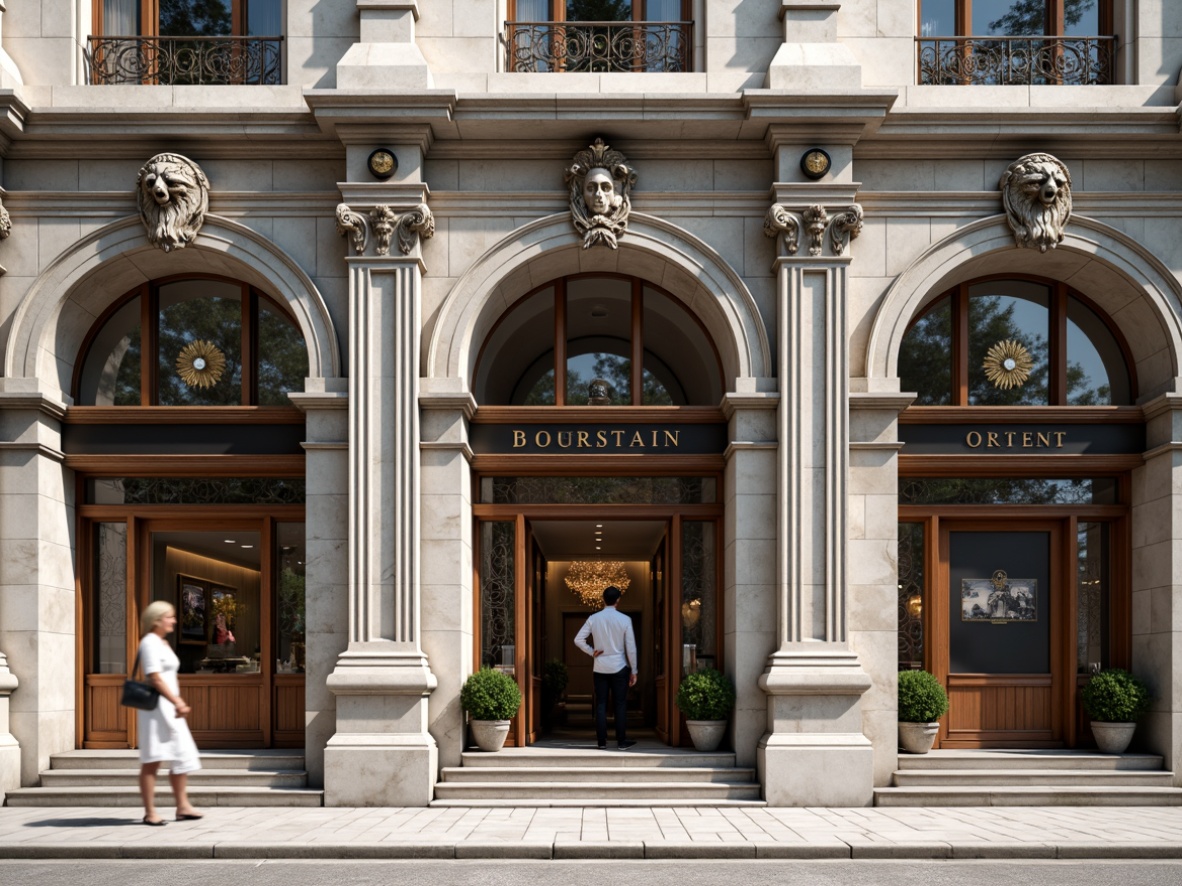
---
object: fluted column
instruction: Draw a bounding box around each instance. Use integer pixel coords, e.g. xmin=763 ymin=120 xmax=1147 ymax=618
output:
xmin=757 ymin=179 xmax=875 ymax=806
xmin=323 ymin=180 xmax=438 ymax=806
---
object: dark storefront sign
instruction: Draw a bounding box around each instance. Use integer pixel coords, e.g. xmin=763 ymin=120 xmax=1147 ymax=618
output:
xmin=900 ymin=424 xmax=1144 ymax=455
xmin=471 ymin=422 xmax=728 ymax=455
xmin=63 ymin=422 xmax=305 ymax=455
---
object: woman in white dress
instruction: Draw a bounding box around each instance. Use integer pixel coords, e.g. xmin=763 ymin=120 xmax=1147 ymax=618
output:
xmin=137 ymin=600 xmax=203 ymax=825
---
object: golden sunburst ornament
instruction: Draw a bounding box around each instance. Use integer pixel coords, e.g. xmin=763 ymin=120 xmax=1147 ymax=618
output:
xmin=176 ymin=340 xmax=226 ymax=389
xmin=982 ymin=339 xmax=1033 ymax=390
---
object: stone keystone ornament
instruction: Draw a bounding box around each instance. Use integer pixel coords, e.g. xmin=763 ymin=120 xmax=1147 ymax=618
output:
xmin=565 ymin=138 xmax=637 ymax=249
xmin=999 ymin=152 xmax=1072 ymax=253
xmin=136 ymin=153 xmax=210 ymax=252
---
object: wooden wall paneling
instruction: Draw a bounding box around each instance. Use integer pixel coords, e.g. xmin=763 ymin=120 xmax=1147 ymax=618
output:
xmin=273 ymin=675 xmax=305 ymax=746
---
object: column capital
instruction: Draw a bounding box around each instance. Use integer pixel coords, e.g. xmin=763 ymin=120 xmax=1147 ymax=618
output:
xmin=336 ymin=199 xmax=434 ymax=260
xmin=0 ymin=651 xmax=17 ymax=696
xmin=765 ymin=200 xmax=863 ymax=259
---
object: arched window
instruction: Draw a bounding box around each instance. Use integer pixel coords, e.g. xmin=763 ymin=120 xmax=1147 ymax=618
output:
xmin=76 ymin=277 xmax=308 ymax=406
xmin=475 ymin=274 xmax=722 ymax=406
xmin=898 ymin=278 xmax=1133 ymax=406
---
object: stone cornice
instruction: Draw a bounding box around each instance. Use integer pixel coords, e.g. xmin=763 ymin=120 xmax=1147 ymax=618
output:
xmin=0 ymin=88 xmax=28 ymax=151
xmin=0 ymin=391 xmax=68 ymax=419
xmin=849 ymin=392 xmax=916 ymax=413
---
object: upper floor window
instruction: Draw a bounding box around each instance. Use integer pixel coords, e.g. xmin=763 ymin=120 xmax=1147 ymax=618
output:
xmin=507 ymin=1 xmax=692 ymax=73
xmin=88 ymin=1 xmax=283 ymax=85
xmin=77 ymin=277 xmax=308 ymax=407
xmin=918 ymin=1 xmax=1115 ymax=85
xmin=898 ymin=278 xmax=1133 ymax=407
xmin=475 ymin=274 xmax=721 ymax=406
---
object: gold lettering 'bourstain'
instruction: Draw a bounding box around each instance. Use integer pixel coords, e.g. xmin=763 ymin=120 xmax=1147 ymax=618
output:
xmin=506 ymin=428 xmax=685 ymax=451
xmin=965 ymin=430 xmax=1067 ymax=449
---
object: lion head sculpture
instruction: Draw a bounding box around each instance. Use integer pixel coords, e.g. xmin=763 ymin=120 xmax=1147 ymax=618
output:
xmin=136 ymin=153 xmax=210 ymax=252
xmin=999 ymin=153 xmax=1072 ymax=253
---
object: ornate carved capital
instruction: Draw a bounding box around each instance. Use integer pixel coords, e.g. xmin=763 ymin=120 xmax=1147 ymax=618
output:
xmin=565 ymin=138 xmax=637 ymax=250
xmin=335 ymin=202 xmax=435 ymax=258
xmin=0 ymin=200 xmax=10 ymax=240
xmin=999 ymin=152 xmax=1072 ymax=253
xmin=136 ymin=153 xmax=210 ymax=252
xmin=764 ymin=202 xmax=863 ymax=258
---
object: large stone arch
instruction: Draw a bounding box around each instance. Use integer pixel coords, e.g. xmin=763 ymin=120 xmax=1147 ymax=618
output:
xmin=864 ymin=215 xmax=1182 ymax=401
xmin=426 ymin=213 xmax=773 ymax=390
xmin=4 ymin=215 xmax=342 ymax=399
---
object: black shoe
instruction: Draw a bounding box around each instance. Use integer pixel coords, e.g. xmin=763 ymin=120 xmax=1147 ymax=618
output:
xmin=597 ymin=744 xmax=608 ymax=750
xmin=617 ymin=740 xmax=637 ymax=750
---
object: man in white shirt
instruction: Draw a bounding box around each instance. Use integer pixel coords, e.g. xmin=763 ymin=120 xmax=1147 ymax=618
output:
xmin=574 ymin=585 xmax=638 ymax=750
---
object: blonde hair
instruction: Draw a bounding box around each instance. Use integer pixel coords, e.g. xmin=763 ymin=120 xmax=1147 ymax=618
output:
xmin=140 ymin=600 xmax=175 ymax=635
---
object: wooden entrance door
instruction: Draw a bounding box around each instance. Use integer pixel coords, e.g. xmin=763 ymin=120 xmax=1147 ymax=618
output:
xmin=935 ymin=520 xmax=1067 ymax=747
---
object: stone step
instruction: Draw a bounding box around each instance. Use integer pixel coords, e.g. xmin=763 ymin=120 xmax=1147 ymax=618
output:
xmin=39 ymin=768 xmax=309 ymax=788
xmin=896 ymin=750 xmax=1165 ymax=771
xmin=459 ymin=749 xmax=738 ymax=769
xmin=432 ymin=781 xmax=763 ymax=802
xmin=893 ymin=768 xmax=1176 ymax=787
xmin=431 ymin=798 xmax=768 ymax=807
xmin=440 ymin=765 xmax=756 ymax=784
xmin=46 ymin=749 xmax=306 ymax=771
xmin=873 ymin=785 xmax=1182 ymax=807
xmin=3 ymin=786 xmax=324 ymax=807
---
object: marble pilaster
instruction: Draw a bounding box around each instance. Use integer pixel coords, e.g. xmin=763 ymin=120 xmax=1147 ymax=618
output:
xmin=0 ymin=651 xmax=19 ymax=802
xmin=322 ymin=182 xmax=439 ymax=806
xmin=757 ymin=183 xmax=875 ymax=806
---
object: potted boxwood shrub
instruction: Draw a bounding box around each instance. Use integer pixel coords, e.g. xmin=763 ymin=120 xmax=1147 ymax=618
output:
xmin=461 ymin=667 xmax=522 ymax=752
xmin=897 ymin=669 xmax=949 ymax=754
xmin=1081 ymin=667 xmax=1151 ymax=754
xmin=675 ymin=668 xmax=736 ymax=751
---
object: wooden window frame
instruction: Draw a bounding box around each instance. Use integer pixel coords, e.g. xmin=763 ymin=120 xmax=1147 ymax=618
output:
xmin=94 ymin=1 xmax=254 ymax=37
xmin=916 ymin=1 xmax=1114 ymax=37
xmin=904 ymin=275 xmax=1137 ymax=407
xmin=72 ymin=275 xmax=304 ymax=408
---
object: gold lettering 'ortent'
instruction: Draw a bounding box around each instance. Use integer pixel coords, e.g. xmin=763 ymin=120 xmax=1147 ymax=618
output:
xmin=964 ymin=430 xmax=1067 ymax=449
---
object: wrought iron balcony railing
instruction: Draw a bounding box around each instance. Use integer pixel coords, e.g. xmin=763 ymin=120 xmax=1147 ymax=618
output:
xmin=506 ymin=21 xmax=692 ymax=73
xmin=917 ymin=35 xmax=1116 ymax=86
xmin=86 ymin=35 xmax=283 ymax=85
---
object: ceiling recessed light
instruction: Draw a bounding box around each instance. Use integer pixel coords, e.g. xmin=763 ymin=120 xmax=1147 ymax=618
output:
xmin=596 ymin=524 xmax=603 ymax=528
xmin=596 ymin=546 xmax=602 ymax=550
xmin=224 ymin=539 xmax=236 ymax=544
xmin=241 ymin=544 xmax=254 ymax=549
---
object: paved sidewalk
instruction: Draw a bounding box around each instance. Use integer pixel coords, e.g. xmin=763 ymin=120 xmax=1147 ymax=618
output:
xmin=1 ymin=805 xmax=1181 ymax=860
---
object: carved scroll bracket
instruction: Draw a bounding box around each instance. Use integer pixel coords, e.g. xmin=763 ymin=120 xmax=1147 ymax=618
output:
xmin=764 ymin=202 xmax=863 ymax=258
xmin=335 ymin=202 xmax=435 ymax=258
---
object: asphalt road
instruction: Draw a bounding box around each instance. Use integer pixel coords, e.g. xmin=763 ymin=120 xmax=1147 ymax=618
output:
xmin=2 ymin=859 xmax=1180 ymax=886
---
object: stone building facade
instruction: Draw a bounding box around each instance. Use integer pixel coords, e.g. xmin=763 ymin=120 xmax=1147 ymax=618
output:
xmin=0 ymin=1 xmax=1180 ymax=806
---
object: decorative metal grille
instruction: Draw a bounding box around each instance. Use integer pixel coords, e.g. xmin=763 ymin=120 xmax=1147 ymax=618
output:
xmin=680 ymin=521 xmax=716 ymax=675
xmin=897 ymin=522 xmax=925 ymax=669
xmin=917 ymin=36 xmax=1115 ymax=86
xmin=95 ymin=523 xmax=128 ymax=674
xmin=1076 ymin=522 xmax=1108 ymax=673
xmin=85 ymin=36 xmax=283 ymax=85
xmin=485 ymin=476 xmax=714 ymax=505
xmin=480 ymin=522 xmax=516 ymax=671
xmin=898 ymin=477 xmax=1111 ymax=507
xmin=506 ymin=21 xmax=692 ymax=73
xmin=88 ymin=477 xmax=305 ymax=506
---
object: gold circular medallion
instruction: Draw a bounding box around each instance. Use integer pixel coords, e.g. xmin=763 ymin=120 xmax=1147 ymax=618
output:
xmin=367 ymin=148 xmax=397 ymax=180
xmin=176 ymin=340 xmax=226 ymax=389
xmin=982 ymin=339 xmax=1034 ymax=390
xmin=801 ymin=149 xmax=831 ymax=180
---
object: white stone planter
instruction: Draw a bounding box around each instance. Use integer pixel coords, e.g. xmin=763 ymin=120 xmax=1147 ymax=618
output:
xmin=1091 ymin=721 xmax=1136 ymax=754
xmin=685 ymin=719 xmax=727 ymax=752
xmin=898 ymin=721 xmax=940 ymax=754
xmin=469 ymin=719 xmax=511 ymax=752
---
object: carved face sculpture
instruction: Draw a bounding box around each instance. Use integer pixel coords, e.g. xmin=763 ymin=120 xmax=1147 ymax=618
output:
xmin=583 ymin=168 xmax=616 ymax=216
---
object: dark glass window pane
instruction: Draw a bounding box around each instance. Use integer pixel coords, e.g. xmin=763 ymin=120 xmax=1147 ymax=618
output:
xmin=157 ymin=280 xmax=244 ymax=406
xmin=475 ymin=285 xmax=556 ymax=405
xmin=1066 ymin=297 xmax=1129 ymax=405
xmin=483 ymin=476 xmax=716 ymax=505
xmin=898 ymin=522 xmax=925 ymax=670
xmin=93 ymin=522 xmax=128 ymax=674
xmin=899 ymin=477 xmax=1117 ymax=506
xmin=1063 ymin=0 xmax=1099 ymax=36
xmin=276 ymin=522 xmax=306 ymax=673
xmin=247 ymin=0 xmax=282 ymax=35
xmin=975 ymin=0 xmax=1044 ymax=35
xmin=920 ymin=0 xmax=956 ymax=36
xmin=1077 ymin=521 xmax=1111 ymax=673
xmin=88 ymin=477 xmax=305 ymax=505
xmin=257 ymin=298 xmax=308 ymax=406
xmin=567 ymin=278 xmax=631 ymax=406
xmin=643 ymin=284 xmax=718 ymax=405
xmin=968 ymin=281 xmax=1050 ymax=406
xmin=79 ymin=296 xmax=142 ymax=406
xmin=680 ymin=521 xmax=717 ymax=676
xmin=899 ymin=296 xmax=953 ymax=405
xmin=159 ymin=0 xmax=232 ymax=36
xmin=480 ymin=521 xmax=516 ymax=672
xmin=566 ymin=1 xmax=632 ymax=21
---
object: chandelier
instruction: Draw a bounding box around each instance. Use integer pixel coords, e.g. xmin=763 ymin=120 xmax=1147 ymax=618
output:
xmin=564 ymin=560 xmax=631 ymax=608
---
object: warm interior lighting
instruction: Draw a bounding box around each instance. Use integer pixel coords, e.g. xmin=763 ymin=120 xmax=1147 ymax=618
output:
xmin=565 ymin=560 xmax=631 ymax=608
xmin=906 ymin=594 xmax=923 ymax=618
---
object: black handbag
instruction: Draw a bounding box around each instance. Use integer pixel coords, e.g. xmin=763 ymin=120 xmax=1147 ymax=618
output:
xmin=120 ymin=650 xmax=160 ymax=711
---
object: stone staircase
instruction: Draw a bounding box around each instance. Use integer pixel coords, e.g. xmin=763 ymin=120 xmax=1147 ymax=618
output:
xmin=4 ymin=749 xmax=323 ymax=807
xmin=875 ymin=749 xmax=1182 ymax=806
xmin=433 ymin=738 xmax=764 ymax=806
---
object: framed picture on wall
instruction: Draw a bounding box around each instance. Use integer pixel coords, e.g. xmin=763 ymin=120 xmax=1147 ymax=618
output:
xmin=209 ymin=586 xmax=238 ymax=646
xmin=177 ymin=576 xmax=209 ymax=644
xmin=961 ymin=576 xmax=1038 ymax=623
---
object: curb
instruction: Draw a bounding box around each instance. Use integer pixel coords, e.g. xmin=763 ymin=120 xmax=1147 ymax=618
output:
xmin=2 ymin=841 xmax=1182 ymax=860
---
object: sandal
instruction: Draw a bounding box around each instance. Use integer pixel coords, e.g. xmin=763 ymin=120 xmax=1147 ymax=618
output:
xmin=175 ymin=812 xmax=204 ymax=821
xmin=142 ymin=816 xmax=167 ymax=827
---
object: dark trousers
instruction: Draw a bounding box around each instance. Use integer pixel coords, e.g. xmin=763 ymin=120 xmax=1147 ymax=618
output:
xmin=593 ymin=665 xmax=631 ymax=746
